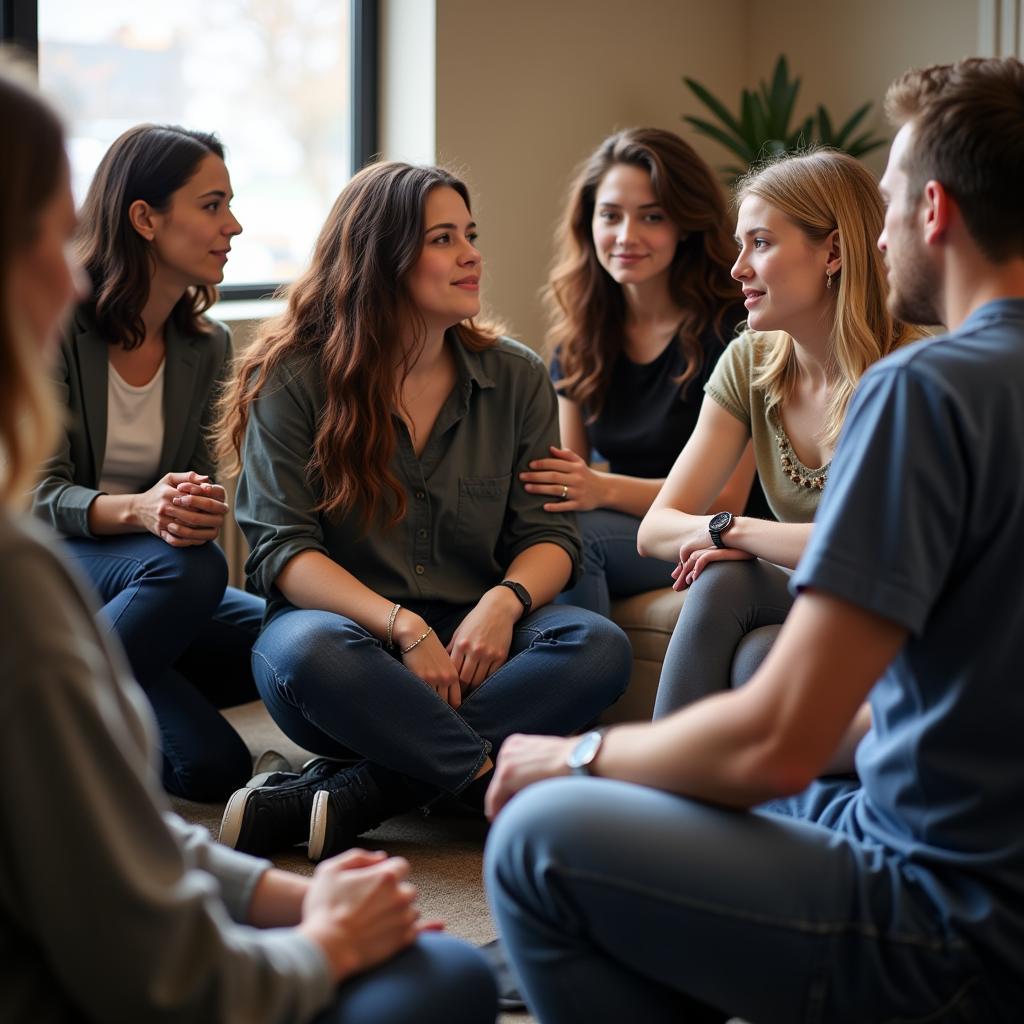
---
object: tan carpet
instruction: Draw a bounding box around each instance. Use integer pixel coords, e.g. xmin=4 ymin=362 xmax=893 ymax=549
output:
xmin=172 ymin=701 xmax=531 ymax=1023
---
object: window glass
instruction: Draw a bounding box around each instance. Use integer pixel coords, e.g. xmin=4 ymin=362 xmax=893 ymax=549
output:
xmin=38 ymin=0 xmax=350 ymax=288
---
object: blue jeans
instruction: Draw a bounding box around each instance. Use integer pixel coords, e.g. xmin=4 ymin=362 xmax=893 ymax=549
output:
xmin=253 ymin=602 xmax=631 ymax=795
xmin=312 ymin=933 xmax=497 ymax=1024
xmin=64 ymin=533 xmax=265 ymax=800
xmin=486 ymin=777 xmax=1011 ymax=1023
xmin=555 ymin=509 xmax=677 ymax=617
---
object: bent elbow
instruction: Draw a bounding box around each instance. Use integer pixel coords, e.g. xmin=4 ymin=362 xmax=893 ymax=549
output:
xmin=636 ymin=515 xmax=654 ymax=557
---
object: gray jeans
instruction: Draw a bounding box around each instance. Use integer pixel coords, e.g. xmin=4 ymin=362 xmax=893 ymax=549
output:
xmin=653 ymin=558 xmax=793 ymax=718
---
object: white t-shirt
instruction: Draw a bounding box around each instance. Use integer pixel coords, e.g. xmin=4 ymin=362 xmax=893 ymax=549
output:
xmin=98 ymin=361 xmax=166 ymax=495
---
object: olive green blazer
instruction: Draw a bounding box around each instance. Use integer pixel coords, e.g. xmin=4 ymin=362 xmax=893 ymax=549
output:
xmin=32 ymin=308 xmax=232 ymax=538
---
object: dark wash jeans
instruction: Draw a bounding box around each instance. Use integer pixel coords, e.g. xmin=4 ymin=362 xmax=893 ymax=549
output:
xmin=486 ymin=776 xmax=1012 ymax=1023
xmin=64 ymin=533 xmax=265 ymax=800
xmin=252 ymin=600 xmax=632 ymax=795
xmin=311 ymin=933 xmax=496 ymax=1024
xmin=554 ymin=508 xmax=678 ymax=618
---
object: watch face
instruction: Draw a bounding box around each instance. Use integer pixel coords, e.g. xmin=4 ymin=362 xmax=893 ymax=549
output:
xmin=709 ymin=511 xmax=732 ymax=532
xmin=568 ymin=730 xmax=603 ymax=769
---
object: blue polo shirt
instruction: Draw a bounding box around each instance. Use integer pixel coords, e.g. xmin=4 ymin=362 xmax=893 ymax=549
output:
xmin=793 ymin=299 xmax=1024 ymax=988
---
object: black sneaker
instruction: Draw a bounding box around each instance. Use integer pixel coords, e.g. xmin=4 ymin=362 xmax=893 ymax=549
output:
xmin=246 ymin=755 xmax=342 ymax=790
xmin=219 ymin=758 xmax=346 ymax=855
xmin=307 ymin=763 xmax=392 ymax=862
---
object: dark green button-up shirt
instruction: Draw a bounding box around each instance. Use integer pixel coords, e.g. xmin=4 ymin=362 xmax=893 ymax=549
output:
xmin=236 ymin=336 xmax=581 ymax=619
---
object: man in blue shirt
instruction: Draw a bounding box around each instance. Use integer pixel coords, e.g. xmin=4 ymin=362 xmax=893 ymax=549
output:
xmin=483 ymin=57 xmax=1024 ymax=1023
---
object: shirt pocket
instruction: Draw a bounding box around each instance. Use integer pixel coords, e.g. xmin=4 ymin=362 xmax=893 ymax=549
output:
xmin=455 ymin=474 xmax=511 ymax=552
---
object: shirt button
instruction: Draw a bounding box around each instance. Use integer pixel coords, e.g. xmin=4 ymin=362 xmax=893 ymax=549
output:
xmin=415 ymin=564 xmax=425 ymax=575
xmin=415 ymin=490 xmax=425 ymax=500
xmin=417 ymin=528 xmax=427 ymax=539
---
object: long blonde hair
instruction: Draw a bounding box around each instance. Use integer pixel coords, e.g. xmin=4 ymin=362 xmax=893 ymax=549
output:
xmin=0 ymin=60 xmax=63 ymax=506
xmin=737 ymin=150 xmax=921 ymax=447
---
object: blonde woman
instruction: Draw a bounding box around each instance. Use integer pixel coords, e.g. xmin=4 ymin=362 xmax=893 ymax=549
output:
xmin=638 ymin=150 xmax=920 ymax=714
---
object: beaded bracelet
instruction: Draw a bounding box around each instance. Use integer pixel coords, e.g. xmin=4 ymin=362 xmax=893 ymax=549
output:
xmin=385 ymin=602 xmax=402 ymax=649
xmin=401 ymin=626 xmax=434 ymax=655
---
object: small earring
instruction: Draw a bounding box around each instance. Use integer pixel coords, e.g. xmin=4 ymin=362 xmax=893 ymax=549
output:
xmin=826 ymin=269 xmax=833 ymax=289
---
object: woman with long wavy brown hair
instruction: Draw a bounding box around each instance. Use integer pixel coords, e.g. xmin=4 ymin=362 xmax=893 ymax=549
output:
xmin=215 ymin=160 xmax=630 ymax=862
xmin=32 ymin=123 xmax=265 ymax=801
xmin=0 ymin=60 xmax=497 ymax=1024
xmin=519 ymin=127 xmax=754 ymax=616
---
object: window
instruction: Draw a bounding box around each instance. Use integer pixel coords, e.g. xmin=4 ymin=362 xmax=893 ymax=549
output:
xmin=4 ymin=0 xmax=377 ymax=298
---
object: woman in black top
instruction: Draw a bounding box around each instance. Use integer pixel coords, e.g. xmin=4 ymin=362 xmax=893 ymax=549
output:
xmin=521 ymin=128 xmax=753 ymax=616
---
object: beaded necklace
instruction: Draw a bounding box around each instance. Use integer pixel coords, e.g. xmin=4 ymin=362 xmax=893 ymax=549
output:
xmin=770 ymin=407 xmax=830 ymax=491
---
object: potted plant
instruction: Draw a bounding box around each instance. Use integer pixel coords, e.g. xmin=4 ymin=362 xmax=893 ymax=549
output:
xmin=683 ymin=56 xmax=888 ymax=182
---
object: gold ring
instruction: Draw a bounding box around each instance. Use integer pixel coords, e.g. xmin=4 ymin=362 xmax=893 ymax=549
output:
xmin=561 ymin=484 xmax=569 ymax=500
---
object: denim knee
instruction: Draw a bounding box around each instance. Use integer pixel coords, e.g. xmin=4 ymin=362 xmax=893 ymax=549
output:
xmin=254 ymin=610 xmax=374 ymax=701
xmin=486 ymin=777 xmax=590 ymax=904
xmin=572 ymin=612 xmax=632 ymax=704
xmin=317 ymin=933 xmax=497 ymax=1024
xmin=406 ymin=935 xmax=498 ymax=1024
xmin=147 ymin=540 xmax=229 ymax=615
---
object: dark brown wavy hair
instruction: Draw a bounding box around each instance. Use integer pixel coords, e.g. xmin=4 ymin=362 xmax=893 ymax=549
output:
xmin=546 ymin=127 xmax=740 ymax=420
xmin=216 ymin=161 xmax=498 ymax=528
xmin=74 ymin=124 xmax=224 ymax=350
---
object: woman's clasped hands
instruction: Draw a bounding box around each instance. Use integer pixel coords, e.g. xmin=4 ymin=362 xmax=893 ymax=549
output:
xmin=129 ymin=470 xmax=229 ymax=547
xmin=299 ymin=849 xmax=443 ymax=982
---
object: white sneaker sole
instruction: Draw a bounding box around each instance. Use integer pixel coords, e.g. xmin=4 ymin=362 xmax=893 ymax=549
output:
xmin=219 ymin=787 xmax=256 ymax=849
xmin=307 ymin=790 xmax=329 ymax=862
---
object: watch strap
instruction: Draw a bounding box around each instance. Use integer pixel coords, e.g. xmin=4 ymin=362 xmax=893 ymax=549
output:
xmin=499 ymin=579 xmax=532 ymax=614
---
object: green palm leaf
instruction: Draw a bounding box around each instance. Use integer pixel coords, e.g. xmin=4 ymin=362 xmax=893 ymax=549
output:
xmin=682 ymin=116 xmax=755 ymax=163
xmin=683 ymin=76 xmax=746 ymax=139
xmin=833 ymin=102 xmax=872 ymax=146
xmin=681 ymin=54 xmax=888 ymax=183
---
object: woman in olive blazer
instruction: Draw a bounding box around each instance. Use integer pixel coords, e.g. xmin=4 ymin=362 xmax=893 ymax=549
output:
xmin=33 ymin=124 xmax=264 ymax=801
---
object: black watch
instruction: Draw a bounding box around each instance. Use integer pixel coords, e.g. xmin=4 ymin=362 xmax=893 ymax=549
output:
xmin=708 ymin=511 xmax=734 ymax=549
xmin=498 ymin=579 xmax=532 ymax=616
xmin=567 ymin=729 xmax=606 ymax=776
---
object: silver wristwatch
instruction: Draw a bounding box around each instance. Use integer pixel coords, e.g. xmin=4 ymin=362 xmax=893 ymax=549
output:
xmin=567 ymin=729 xmax=606 ymax=776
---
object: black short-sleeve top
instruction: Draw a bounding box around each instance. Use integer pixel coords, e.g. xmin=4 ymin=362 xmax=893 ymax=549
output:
xmin=550 ymin=306 xmax=746 ymax=479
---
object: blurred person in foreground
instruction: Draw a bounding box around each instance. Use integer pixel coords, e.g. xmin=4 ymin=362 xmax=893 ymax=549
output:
xmin=0 ymin=58 xmax=496 ymax=1024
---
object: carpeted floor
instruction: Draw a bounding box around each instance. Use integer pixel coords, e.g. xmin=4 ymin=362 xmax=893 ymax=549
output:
xmin=177 ymin=702 xmax=751 ymax=1024
xmin=173 ymin=701 xmax=531 ymax=1024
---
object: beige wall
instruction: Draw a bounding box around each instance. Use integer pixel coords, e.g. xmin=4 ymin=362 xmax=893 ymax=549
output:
xmin=416 ymin=0 xmax=744 ymax=348
xmin=379 ymin=0 xmax=983 ymax=353
xmin=746 ymin=0 xmax=980 ymax=178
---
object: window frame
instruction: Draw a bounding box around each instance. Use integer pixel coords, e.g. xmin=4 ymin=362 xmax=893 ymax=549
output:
xmin=3 ymin=0 xmax=379 ymax=301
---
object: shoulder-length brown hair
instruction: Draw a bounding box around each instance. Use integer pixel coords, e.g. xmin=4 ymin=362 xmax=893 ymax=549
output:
xmin=0 ymin=59 xmax=64 ymax=506
xmin=546 ymin=127 xmax=739 ymax=420
xmin=216 ymin=161 xmax=498 ymax=528
xmin=75 ymin=124 xmax=224 ymax=350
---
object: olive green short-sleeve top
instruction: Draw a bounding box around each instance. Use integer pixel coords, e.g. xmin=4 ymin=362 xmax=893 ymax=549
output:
xmin=704 ymin=330 xmax=829 ymax=524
